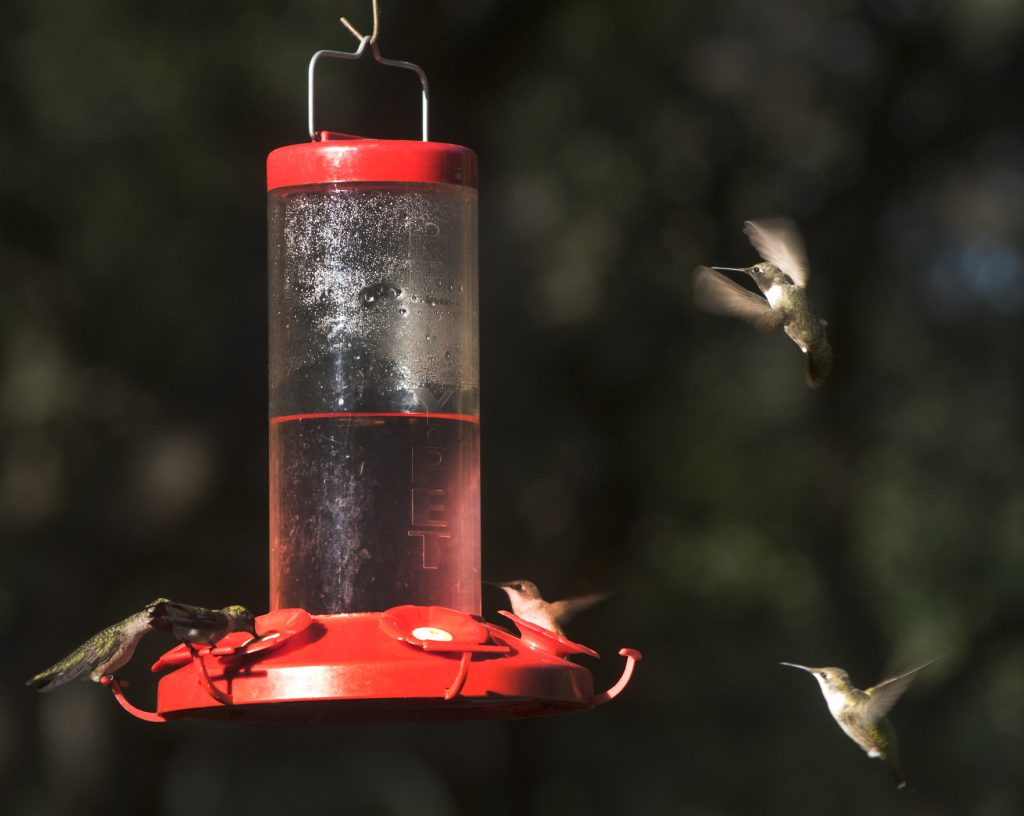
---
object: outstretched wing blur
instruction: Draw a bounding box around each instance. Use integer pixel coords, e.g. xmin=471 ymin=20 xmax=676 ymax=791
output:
xmin=694 ymin=266 xmax=782 ymax=331
xmin=865 ymin=659 xmax=938 ymax=720
xmin=551 ymin=592 xmax=609 ymax=626
xmin=743 ymin=218 xmax=810 ymax=288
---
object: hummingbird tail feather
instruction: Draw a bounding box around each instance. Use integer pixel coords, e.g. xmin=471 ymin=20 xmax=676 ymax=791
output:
xmin=804 ymin=344 xmax=833 ymax=389
xmin=25 ymin=671 xmax=59 ymax=691
xmin=883 ymin=751 xmax=908 ymax=790
xmin=26 ymin=662 xmax=88 ymax=692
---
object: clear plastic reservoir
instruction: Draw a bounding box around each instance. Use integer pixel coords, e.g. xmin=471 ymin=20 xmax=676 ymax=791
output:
xmin=268 ymin=175 xmax=479 ymax=615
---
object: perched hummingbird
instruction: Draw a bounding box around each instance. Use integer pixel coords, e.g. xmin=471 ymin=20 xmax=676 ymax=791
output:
xmin=26 ymin=598 xmax=169 ymax=692
xmin=488 ymin=580 xmax=607 ymax=636
xmin=694 ymin=217 xmax=832 ymax=388
xmin=150 ymin=600 xmax=258 ymax=647
xmin=780 ymin=659 xmax=937 ymax=788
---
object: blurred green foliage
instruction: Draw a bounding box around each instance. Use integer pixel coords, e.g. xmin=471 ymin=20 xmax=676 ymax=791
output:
xmin=3 ymin=1 xmax=1023 ymax=813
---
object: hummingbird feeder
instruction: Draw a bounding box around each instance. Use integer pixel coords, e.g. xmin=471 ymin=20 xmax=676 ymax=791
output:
xmin=107 ymin=19 xmax=640 ymax=724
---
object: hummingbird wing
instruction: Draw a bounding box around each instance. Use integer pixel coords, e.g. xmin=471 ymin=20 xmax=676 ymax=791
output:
xmin=550 ymin=592 xmax=608 ymax=626
xmin=26 ymin=624 xmax=126 ymax=691
xmin=150 ymin=600 xmax=228 ymax=643
xmin=743 ymin=218 xmax=809 ymax=288
xmin=26 ymin=649 xmax=96 ymax=691
xmin=693 ymin=267 xmax=783 ymax=331
xmin=151 ymin=600 xmax=216 ymax=625
xmin=864 ymin=659 xmax=937 ymax=719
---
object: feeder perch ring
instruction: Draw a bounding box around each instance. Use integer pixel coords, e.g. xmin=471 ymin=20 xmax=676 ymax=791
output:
xmin=593 ymin=648 xmax=644 ymax=706
xmin=102 ymin=677 xmax=167 ymax=724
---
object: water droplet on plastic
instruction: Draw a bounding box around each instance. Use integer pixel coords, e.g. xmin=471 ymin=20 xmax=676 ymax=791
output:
xmin=359 ymin=282 xmax=403 ymax=307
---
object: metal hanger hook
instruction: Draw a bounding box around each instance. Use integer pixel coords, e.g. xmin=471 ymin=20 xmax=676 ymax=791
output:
xmin=307 ymin=2 xmax=429 ymax=142
xmin=340 ymin=0 xmax=380 ymax=45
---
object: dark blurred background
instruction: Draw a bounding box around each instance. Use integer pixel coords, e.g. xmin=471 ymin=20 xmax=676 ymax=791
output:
xmin=3 ymin=1 xmax=1024 ymax=813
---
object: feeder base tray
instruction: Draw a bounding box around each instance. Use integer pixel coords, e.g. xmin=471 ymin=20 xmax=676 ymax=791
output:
xmin=110 ymin=607 xmax=640 ymax=723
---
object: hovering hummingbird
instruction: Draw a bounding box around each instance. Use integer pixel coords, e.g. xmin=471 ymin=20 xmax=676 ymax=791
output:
xmin=780 ymin=659 xmax=937 ymax=788
xmin=150 ymin=600 xmax=258 ymax=647
xmin=488 ymin=580 xmax=607 ymax=636
xmin=26 ymin=598 xmax=169 ymax=692
xmin=694 ymin=217 xmax=832 ymax=388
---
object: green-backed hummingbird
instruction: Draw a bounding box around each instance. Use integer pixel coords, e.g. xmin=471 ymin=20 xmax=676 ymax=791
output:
xmin=488 ymin=580 xmax=606 ymax=636
xmin=150 ymin=600 xmax=258 ymax=646
xmin=26 ymin=597 xmax=169 ymax=692
xmin=780 ymin=659 xmax=937 ymax=788
xmin=695 ymin=217 xmax=832 ymax=388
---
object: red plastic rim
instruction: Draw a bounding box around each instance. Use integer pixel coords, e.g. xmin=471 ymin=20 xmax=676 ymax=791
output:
xmin=108 ymin=608 xmax=642 ymax=723
xmin=149 ymin=610 xmax=602 ymax=722
xmin=267 ymin=132 xmax=478 ymax=190
xmin=497 ymin=610 xmax=600 ymax=659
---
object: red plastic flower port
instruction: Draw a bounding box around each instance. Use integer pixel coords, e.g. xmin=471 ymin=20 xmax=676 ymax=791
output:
xmin=379 ymin=606 xmax=511 ymax=700
xmin=378 ymin=605 xmax=508 ymax=654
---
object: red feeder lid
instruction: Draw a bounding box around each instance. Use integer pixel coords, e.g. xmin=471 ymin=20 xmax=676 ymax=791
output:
xmin=267 ymin=132 xmax=478 ymax=191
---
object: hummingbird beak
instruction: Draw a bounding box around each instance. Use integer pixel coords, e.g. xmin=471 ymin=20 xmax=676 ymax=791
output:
xmin=779 ymin=662 xmax=815 ymax=673
xmin=711 ymin=266 xmax=747 ymax=273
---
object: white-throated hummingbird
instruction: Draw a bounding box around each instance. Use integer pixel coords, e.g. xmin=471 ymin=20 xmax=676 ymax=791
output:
xmin=695 ymin=217 xmax=832 ymax=388
xmin=488 ymin=580 xmax=606 ymax=636
xmin=780 ymin=659 xmax=937 ymax=788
